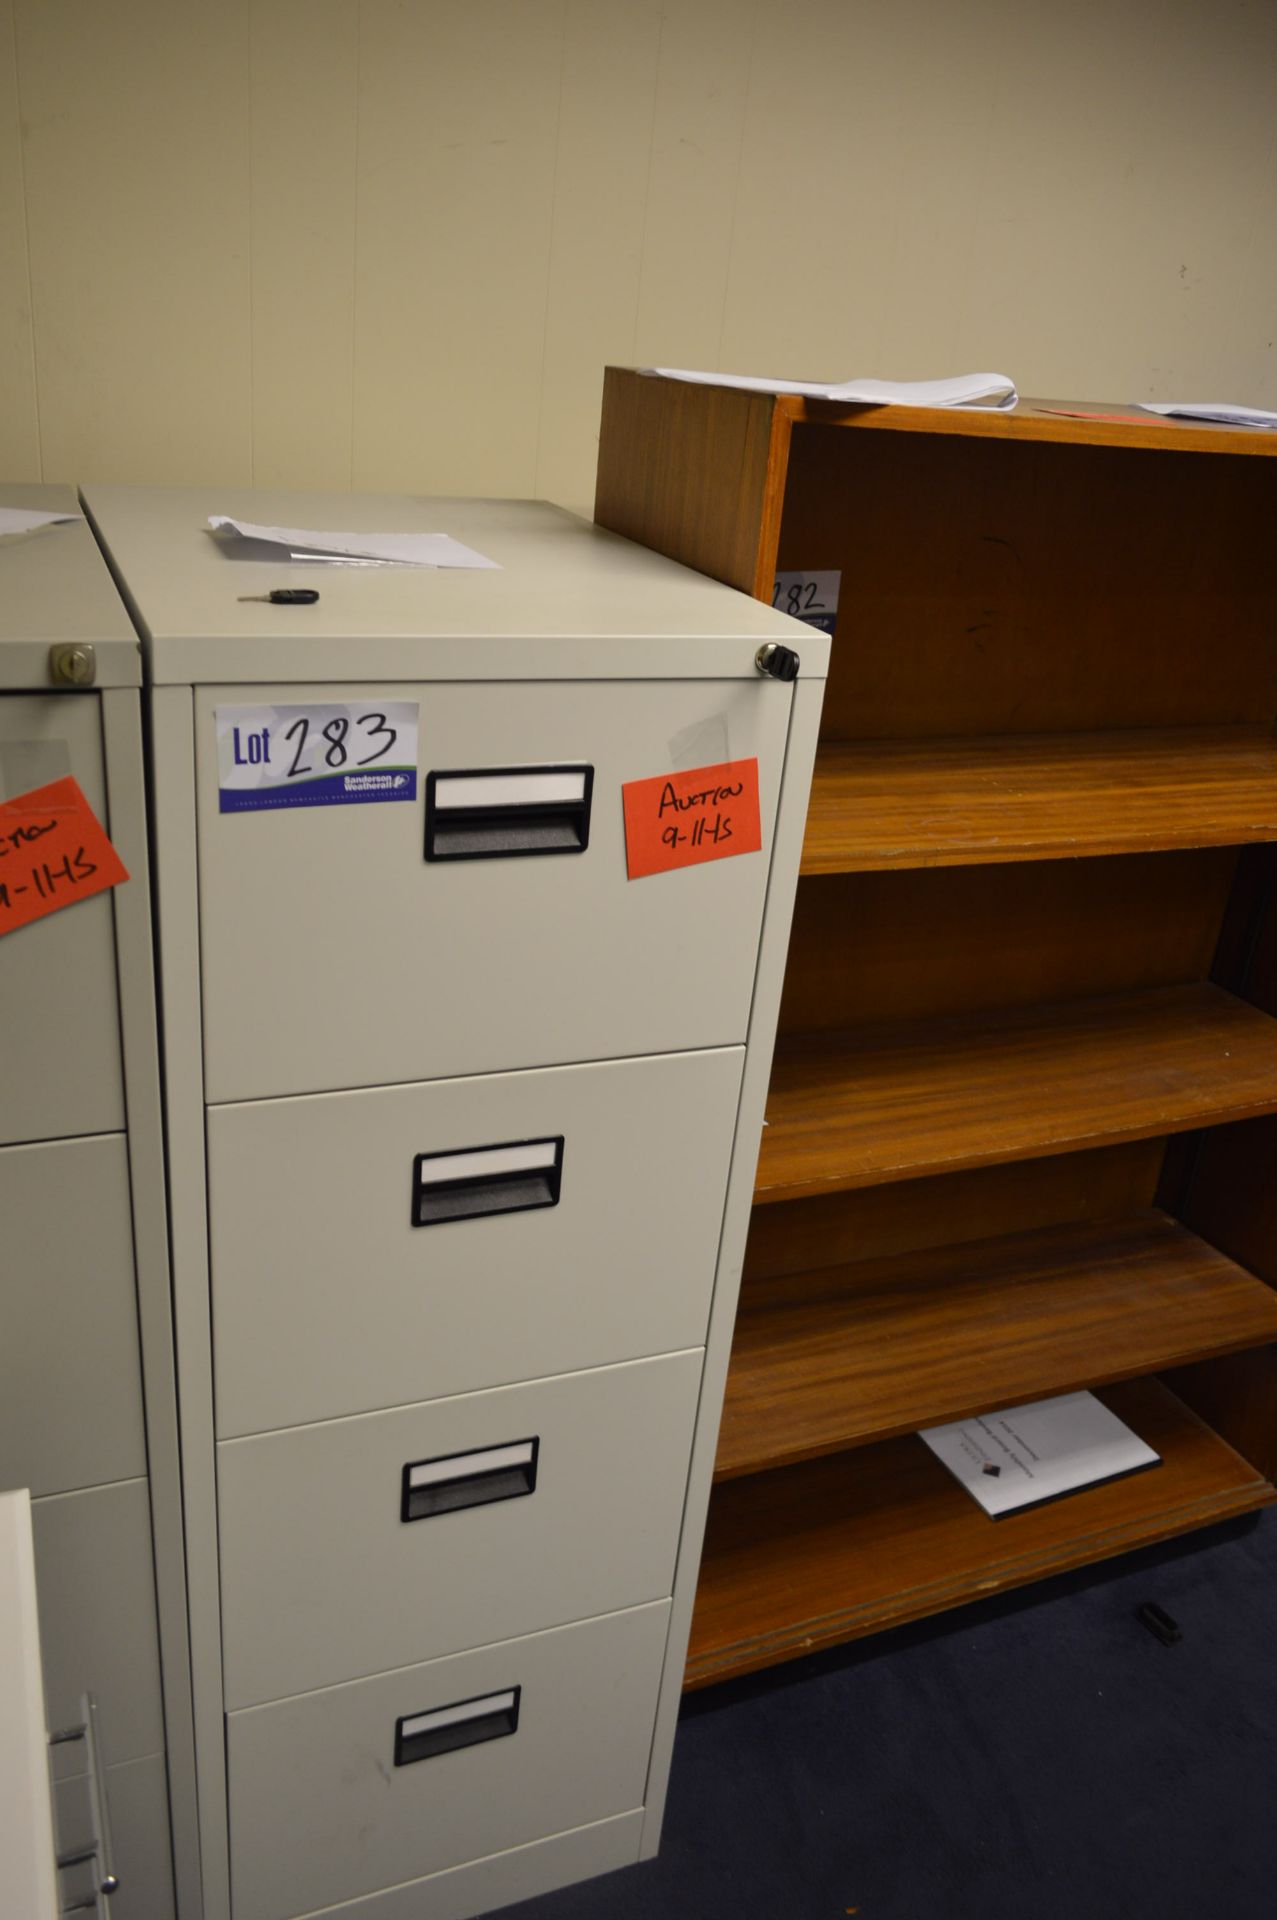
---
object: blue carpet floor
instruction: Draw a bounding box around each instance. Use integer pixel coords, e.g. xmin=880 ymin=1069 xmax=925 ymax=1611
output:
xmin=508 ymin=1512 xmax=1277 ymax=1920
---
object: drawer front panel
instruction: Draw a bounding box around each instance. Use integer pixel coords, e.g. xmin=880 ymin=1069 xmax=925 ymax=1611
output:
xmin=275 ymin=1811 xmax=643 ymax=1920
xmin=0 ymin=1135 xmax=147 ymax=1497
xmin=208 ymin=1048 xmax=743 ymax=1438
xmin=218 ymin=1351 xmax=701 ymax=1708
xmin=227 ymin=1601 xmax=669 ymax=1920
xmin=31 ymin=1480 xmax=165 ymax=1774
xmin=195 ymin=679 xmax=787 ymax=1101
xmin=55 ymin=1753 xmax=174 ymax=1920
xmin=0 ymin=693 xmax=125 ymax=1145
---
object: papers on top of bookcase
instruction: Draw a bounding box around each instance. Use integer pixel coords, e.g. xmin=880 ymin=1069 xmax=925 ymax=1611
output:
xmin=920 ymin=1390 xmax=1161 ymax=1518
xmin=641 ymin=368 xmax=1019 ymax=410
xmin=1139 ymin=401 xmax=1277 ymax=430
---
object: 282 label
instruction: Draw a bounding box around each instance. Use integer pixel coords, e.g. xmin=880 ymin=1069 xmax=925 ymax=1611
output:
xmin=773 ymin=579 xmax=822 ymax=615
xmin=771 ymin=569 xmax=841 ymax=637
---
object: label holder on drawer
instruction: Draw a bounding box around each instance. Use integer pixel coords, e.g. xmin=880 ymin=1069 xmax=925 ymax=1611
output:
xmin=425 ymin=764 xmax=593 ymax=861
xmin=400 ymin=1438 xmax=540 ymax=1522
xmin=412 ymin=1136 xmax=564 ymax=1228
xmin=394 ymin=1688 xmax=522 ymax=1766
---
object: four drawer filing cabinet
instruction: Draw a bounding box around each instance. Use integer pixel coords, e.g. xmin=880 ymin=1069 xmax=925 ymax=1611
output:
xmin=0 ymin=486 xmax=199 ymax=1915
xmin=83 ymin=487 xmax=827 ymax=1920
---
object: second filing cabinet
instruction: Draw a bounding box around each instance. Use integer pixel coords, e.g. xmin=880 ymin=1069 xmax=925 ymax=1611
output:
xmin=0 ymin=486 xmax=199 ymax=1916
xmin=84 ymin=488 xmax=827 ymax=1920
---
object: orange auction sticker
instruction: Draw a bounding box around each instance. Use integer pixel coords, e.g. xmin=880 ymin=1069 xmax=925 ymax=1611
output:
xmin=0 ymin=776 xmax=129 ymax=938
xmin=622 ymin=757 xmax=762 ymax=880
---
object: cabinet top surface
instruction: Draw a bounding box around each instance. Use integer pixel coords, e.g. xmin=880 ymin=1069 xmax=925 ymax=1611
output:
xmin=0 ymin=483 xmax=140 ymax=690
xmin=81 ymin=487 xmax=826 ymax=686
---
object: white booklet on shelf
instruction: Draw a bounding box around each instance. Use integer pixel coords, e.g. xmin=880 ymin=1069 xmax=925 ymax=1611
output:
xmin=920 ymin=1390 xmax=1161 ymax=1519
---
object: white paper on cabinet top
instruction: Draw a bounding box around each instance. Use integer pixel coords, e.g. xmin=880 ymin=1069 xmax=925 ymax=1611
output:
xmin=207 ymin=516 xmax=501 ymax=569
xmin=0 ymin=506 xmax=82 ymax=537
xmin=641 ymin=368 xmax=1019 ymax=410
xmin=1138 ymin=401 xmax=1277 ymax=430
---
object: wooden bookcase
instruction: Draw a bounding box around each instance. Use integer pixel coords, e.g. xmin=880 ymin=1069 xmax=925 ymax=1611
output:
xmin=595 ymin=371 xmax=1277 ymax=1689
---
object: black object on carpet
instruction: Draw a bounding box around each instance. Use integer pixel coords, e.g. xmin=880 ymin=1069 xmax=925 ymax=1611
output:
xmin=507 ymin=1511 xmax=1277 ymax=1920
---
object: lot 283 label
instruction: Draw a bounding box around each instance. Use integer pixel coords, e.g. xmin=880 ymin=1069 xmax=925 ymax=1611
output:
xmin=215 ymin=702 xmax=420 ymax=812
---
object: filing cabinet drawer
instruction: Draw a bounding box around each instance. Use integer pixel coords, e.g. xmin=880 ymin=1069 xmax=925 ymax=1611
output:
xmin=0 ymin=1135 xmax=147 ymax=1497
xmin=208 ymin=1047 xmax=743 ymax=1437
xmin=218 ymin=1351 xmax=701 ymax=1708
xmin=55 ymin=1753 xmax=175 ymax=1920
xmin=264 ymin=1814 xmax=644 ymax=1920
xmin=195 ymin=678 xmax=787 ymax=1101
xmin=227 ymin=1600 xmax=669 ymax=1920
xmin=0 ymin=694 xmax=125 ymax=1145
xmin=30 ymin=1480 xmax=166 ymax=1775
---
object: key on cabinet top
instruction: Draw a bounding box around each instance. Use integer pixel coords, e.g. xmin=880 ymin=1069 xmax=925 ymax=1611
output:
xmin=80 ymin=488 xmax=828 ymax=687
xmin=0 ymin=483 xmax=140 ymax=691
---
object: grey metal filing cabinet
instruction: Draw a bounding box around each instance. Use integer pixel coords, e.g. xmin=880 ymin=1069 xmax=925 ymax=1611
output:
xmin=82 ymin=487 xmax=828 ymax=1920
xmin=0 ymin=486 xmax=200 ymax=1916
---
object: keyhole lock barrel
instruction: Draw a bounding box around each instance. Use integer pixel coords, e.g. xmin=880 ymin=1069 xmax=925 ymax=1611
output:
xmin=49 ymin=643 xmax=96 ymax=686
xmin=755 ymin=641 xmax=801 ymax=682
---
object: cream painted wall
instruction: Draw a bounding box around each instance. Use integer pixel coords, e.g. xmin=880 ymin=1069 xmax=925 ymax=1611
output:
xmin=2 ymin=0 xmax=1275 ymax=514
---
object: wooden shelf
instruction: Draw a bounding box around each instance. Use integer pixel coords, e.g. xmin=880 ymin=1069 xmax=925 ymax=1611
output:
xmin=780 ymin=391 xmax=1277 ymax=459
xmin=688 ymin=1377 xmax=1275 ymax=1689
xmin=800 ymin=727 xmax=1277 ymax=875
xmin=756 ymin=983 xmax=1277 ymax=1204
xmin=717 ymin=1210 xmax=1277 ymax=1479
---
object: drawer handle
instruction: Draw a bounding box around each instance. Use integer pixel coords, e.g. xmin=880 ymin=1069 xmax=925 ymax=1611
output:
xmin=425 ymin=764 xmax=593 ymax=860
xmin=412 ymin=1137 xmax=564 ymax=1228
xmin=394 ymin=1687 xmax=521 ymax=1766
xmin=401 ymin=1438 xmax=539 ymax=1521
